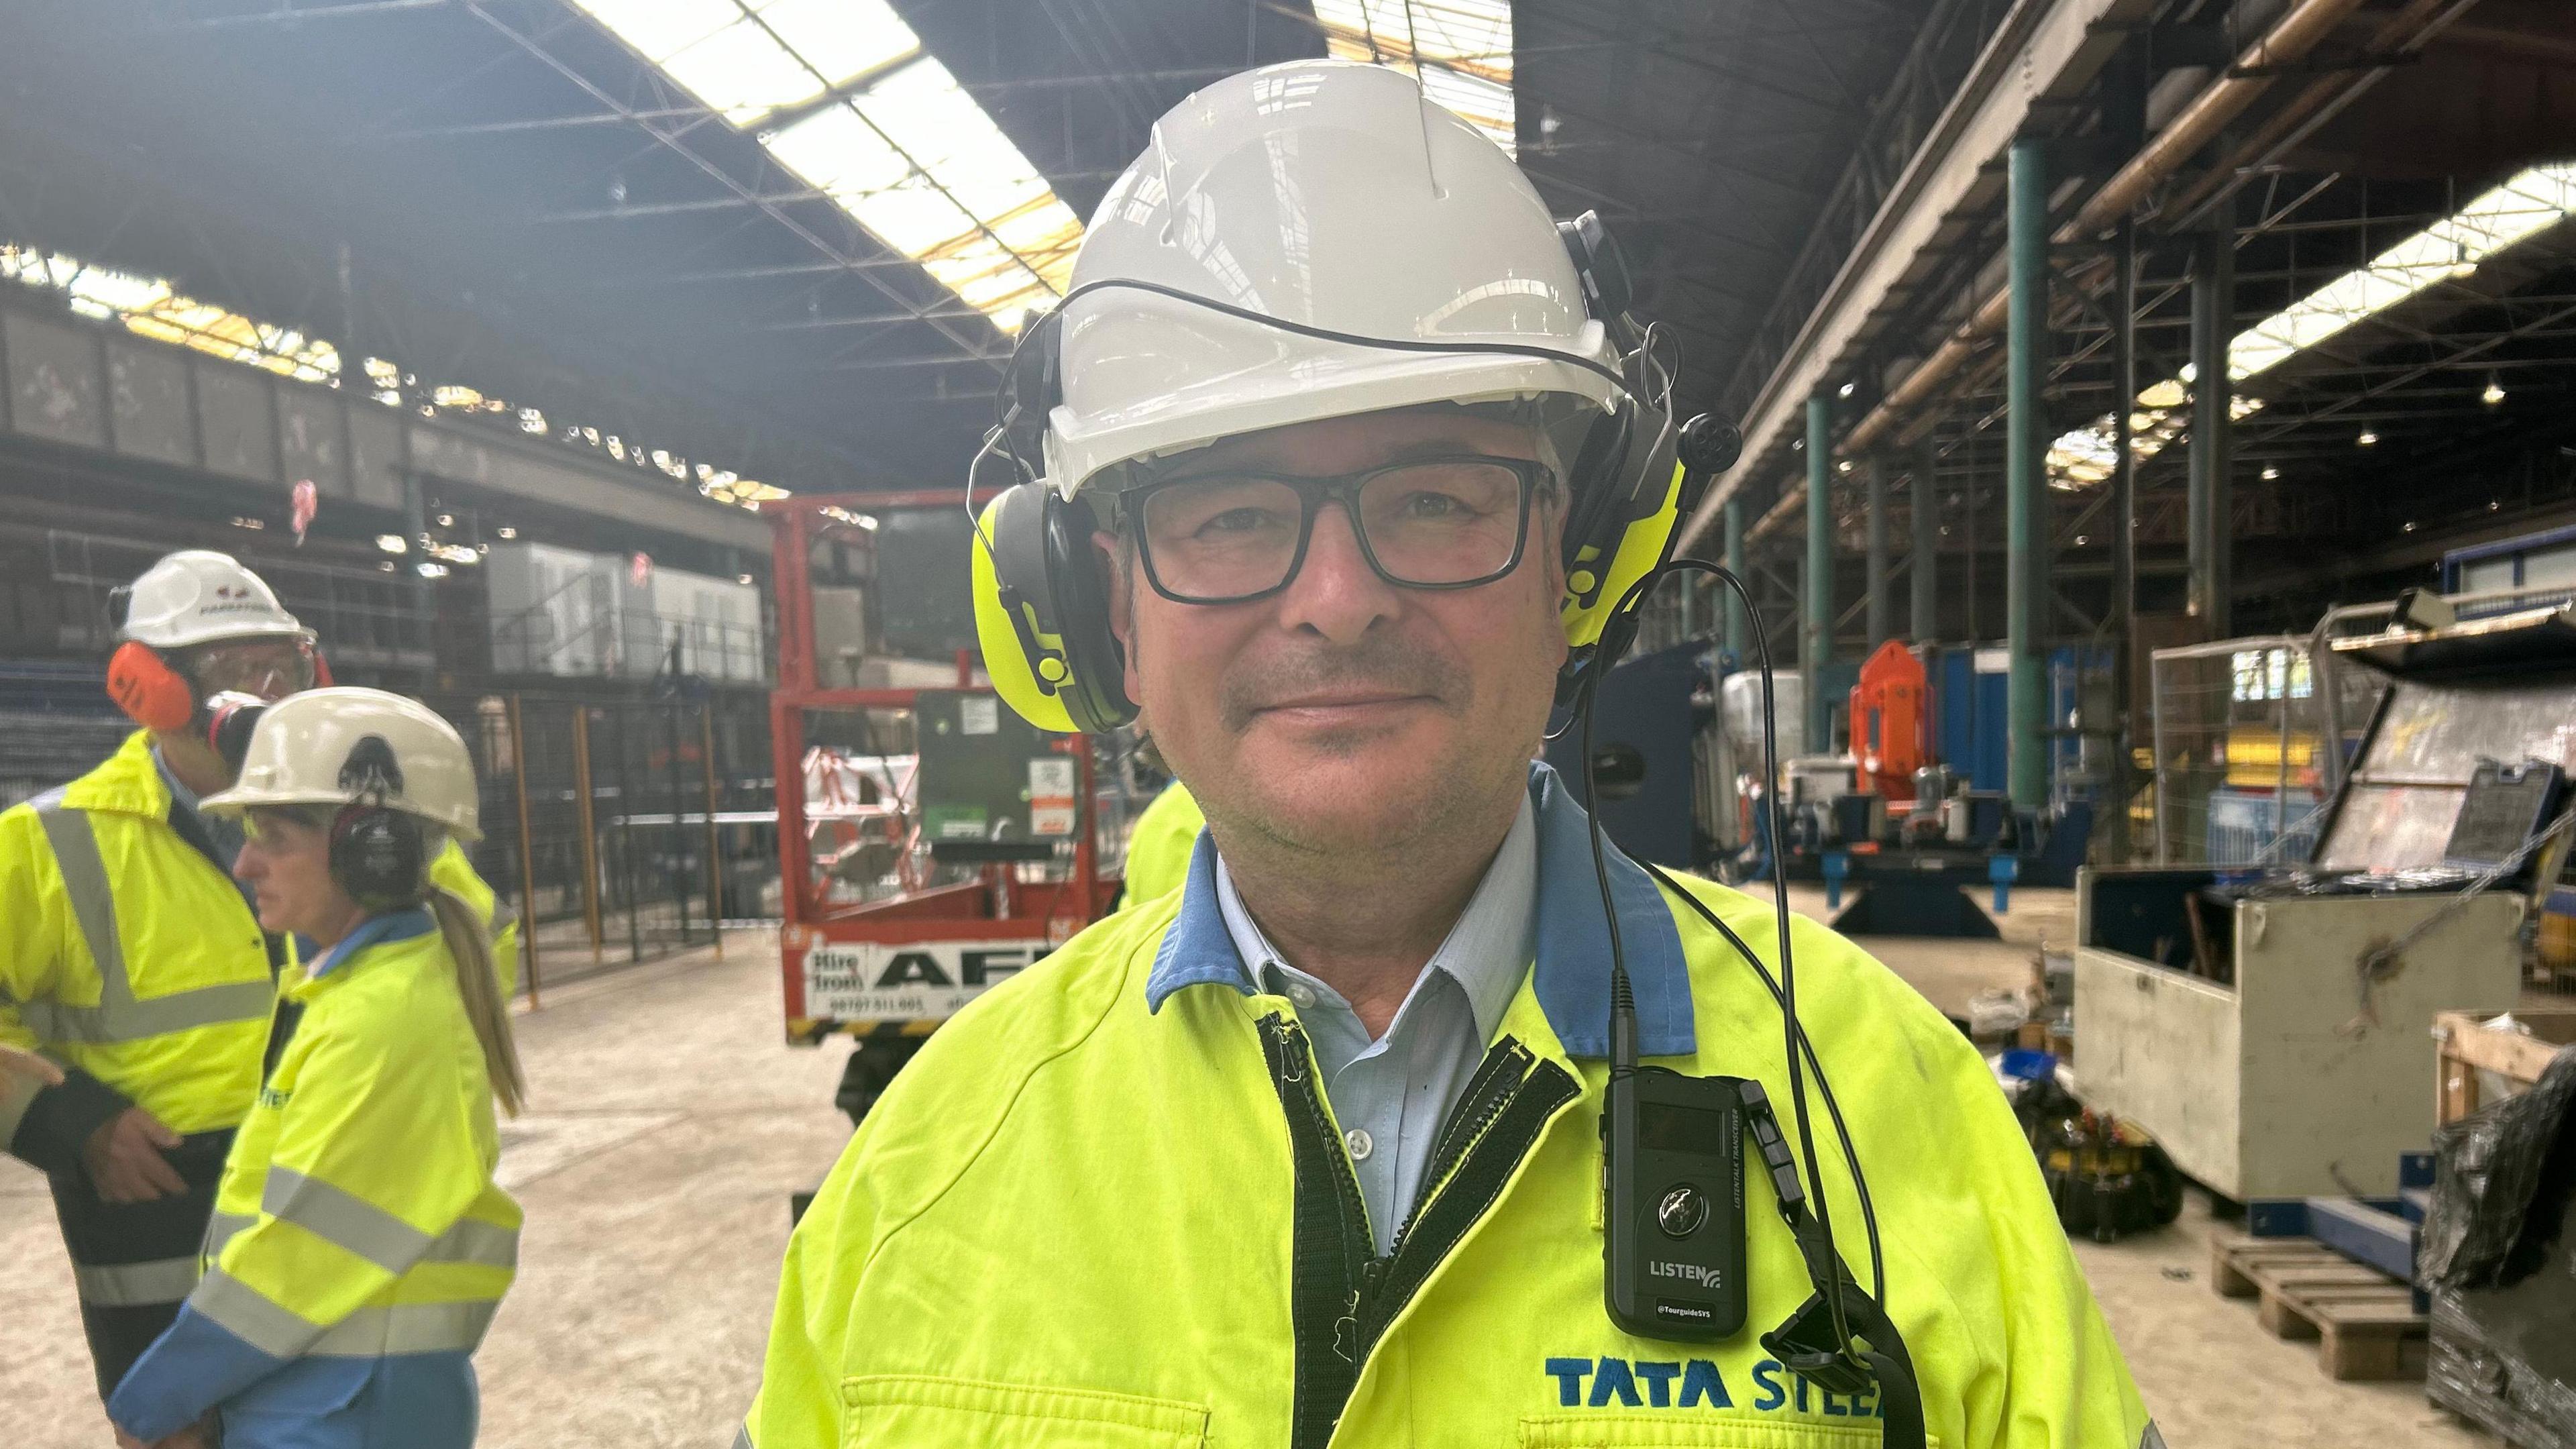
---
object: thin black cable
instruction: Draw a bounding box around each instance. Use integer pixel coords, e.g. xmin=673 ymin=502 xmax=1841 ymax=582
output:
xmin=1593 ymin=556 xmax=1858 ymax=1356
xmin=1576 ymin=651 xmax=1635 ymax=1073
xmin=1051 ymin=277 xmax=1638 ymax=396
xmin=1638 ymin=856 xmax=1884 ymax=1306
xmin=963 ymin=274 xmax=1642 ymax=577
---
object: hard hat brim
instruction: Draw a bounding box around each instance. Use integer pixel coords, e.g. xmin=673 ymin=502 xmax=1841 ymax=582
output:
xmin=202 ymin=783 xmax=483 ymax=844
xmin=1046 ymin=325 xmax=1621 ymax=498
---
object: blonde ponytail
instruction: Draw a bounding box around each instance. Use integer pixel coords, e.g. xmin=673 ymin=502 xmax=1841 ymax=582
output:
xmin=431 ymin=888 xmax=527 ymax=1117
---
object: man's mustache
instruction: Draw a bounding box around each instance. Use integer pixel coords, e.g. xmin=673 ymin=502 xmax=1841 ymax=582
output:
xmin=1220 ymin=639 xmax=1468 ymax=732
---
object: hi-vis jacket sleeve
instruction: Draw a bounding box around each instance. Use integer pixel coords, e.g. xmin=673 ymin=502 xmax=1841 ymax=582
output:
xmin=743 ymin=1114 xmax=890 ymax=1449
xmin=106 ymin=1020 xmax=488 ymax=1440
xmin=0 ymin=804 xmax=132 ymax=1173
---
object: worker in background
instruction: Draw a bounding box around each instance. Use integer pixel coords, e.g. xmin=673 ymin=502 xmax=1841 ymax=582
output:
xmin=1116 ymin=773 xmax=1202 ymax=906
xmin=0 ymin=550 xmax=507 ymax=1411
xmin=107 ymin=688 xmax=523 ymax=1449
xmin=743 ymin=62 xmax=2153 ymax=1448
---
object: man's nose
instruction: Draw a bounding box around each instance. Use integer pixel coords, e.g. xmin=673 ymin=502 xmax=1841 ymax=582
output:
xmin=1275 ymin=502 xmax=1398 ymax=645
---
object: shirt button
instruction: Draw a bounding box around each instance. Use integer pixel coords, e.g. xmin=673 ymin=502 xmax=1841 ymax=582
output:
xmin=1344 ymin=1128 xmax=1374 ymax=1162
xmin=1284 ymin=981 xmax=1318 ymax=1010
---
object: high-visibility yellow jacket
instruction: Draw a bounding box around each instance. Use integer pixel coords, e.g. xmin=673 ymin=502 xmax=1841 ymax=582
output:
xmin=1117 ymin=781 xmax=1203 ymax=908
xmin=1 ymin=732 xmax=511 ymax=1169
xmin=747 ymin=766 xmax=2153 ymax=1449
xmin=107 ymin=911 xmax=520 ymax=1442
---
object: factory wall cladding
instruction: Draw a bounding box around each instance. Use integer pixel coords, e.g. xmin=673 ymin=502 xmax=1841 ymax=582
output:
xmin=485 ymin=541 xmax=765 ymax=685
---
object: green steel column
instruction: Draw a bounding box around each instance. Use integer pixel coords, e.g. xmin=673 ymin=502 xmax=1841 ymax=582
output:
xmin=1723 ymin=496 xmax=1748 ymax=659
xmin=2006 ymin=137 xmax=2049 ymax=810
xmin=1804 ymin=394 xmax=1833 ymax=755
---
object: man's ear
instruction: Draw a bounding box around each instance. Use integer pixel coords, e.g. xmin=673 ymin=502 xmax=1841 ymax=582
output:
xmin=1097 ymin=531 xmax=1142 ymax=702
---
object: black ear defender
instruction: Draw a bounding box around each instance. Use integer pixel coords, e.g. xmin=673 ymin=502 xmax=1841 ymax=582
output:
xmin=329 ymin=735 xmax=427 ymax=913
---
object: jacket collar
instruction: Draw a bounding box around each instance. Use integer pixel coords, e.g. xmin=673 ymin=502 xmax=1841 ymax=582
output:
xmin=301 ymin=907 xmax=436 ymax=979
xmin=1144 ymin=761 xmax=1693 ymax=1059
xmin=62 ymin=732 xmax=175 ymax=819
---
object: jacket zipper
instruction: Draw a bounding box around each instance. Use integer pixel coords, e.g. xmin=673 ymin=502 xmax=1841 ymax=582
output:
xmin=1258 ymin=1014 xmax=1578 ymax=1448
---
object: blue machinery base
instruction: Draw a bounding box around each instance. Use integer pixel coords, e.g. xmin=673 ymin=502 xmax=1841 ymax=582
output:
xmin=1821 ymin=851 xmax=2019 ymax=938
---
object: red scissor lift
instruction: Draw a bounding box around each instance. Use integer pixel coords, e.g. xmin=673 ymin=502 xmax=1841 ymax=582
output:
xmin=767 ymin=491 xmax=1120 ymax=1076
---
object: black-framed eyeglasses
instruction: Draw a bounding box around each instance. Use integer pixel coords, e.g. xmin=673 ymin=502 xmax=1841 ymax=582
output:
xmin=1129 ymin=454 xmax=1548 ymax=606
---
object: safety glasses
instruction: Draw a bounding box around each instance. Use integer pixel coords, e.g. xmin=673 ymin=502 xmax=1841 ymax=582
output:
xmin=1129 ymin=454 xmax=1546 ymax=606
xmin=186 ymin=637 xmax=316 ymax=701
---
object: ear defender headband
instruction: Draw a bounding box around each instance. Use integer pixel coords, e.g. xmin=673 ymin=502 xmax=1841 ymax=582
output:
xmin=330 ymin=734 xmax=428 ymax=913
xmin=969 ymin=212 xmax=1710 ymax=735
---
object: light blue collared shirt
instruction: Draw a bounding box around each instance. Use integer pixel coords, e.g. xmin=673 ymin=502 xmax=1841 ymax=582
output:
xmin=153 ymin=745 xmax=248 ymax=876
xmin=1214 ymin=798 xmax=1536 ymax=1252
xmin=1148 ymin=762 xmax=1697 ymax=1254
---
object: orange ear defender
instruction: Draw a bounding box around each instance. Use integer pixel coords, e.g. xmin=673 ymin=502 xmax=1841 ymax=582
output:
xmin=106 ymin=641 xmax=195 ymax=733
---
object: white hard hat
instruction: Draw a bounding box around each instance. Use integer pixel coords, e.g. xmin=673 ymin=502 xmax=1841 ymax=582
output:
xmin=203 ymin=687 xmax=480 ymax=841
xmin=119 ymin=551 xmax=309 ymax=651
xmin=1042 ymin=60 xmax=1623 ymax=497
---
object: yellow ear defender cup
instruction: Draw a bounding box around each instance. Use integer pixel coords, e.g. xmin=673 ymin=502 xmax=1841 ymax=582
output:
xmin=971 ymin=482 xmax=1136 ymax=735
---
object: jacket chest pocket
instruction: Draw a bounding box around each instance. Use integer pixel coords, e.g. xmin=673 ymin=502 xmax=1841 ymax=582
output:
xmin=843 ymin=1377 xmax=1209 ymax=1448
xmin=1521 ymin=1418 xmax=1938 ymax=1448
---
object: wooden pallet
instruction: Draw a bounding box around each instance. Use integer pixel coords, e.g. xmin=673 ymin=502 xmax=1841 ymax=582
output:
xmin=2210 ymin=1231 xmax=2428 ymax=1381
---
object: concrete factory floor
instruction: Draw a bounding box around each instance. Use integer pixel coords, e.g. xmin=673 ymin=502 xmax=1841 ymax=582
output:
xmin=1 ymin=894 xmax=2498 ymax=1447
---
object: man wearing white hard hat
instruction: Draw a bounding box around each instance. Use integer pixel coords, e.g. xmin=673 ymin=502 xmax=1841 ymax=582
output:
xmin=745 ymin=62 xmax=2152 ymax=1449
xmin=0 ymin=550 xmax=503 ymax=1413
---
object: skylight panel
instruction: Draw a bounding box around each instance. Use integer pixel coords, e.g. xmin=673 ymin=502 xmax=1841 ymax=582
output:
xmin=568 ymin=0 xmax=921 ymax=125
xmin=757 ymin=53 xmax=1078 ymax=331
xmin=2043 ymin=162 xmax=2576 ymax=488
xmin=2229 ymin=163 xmax=2576 ymax=380
xmin=1312 ymin=0 xmax=1516 ymax=152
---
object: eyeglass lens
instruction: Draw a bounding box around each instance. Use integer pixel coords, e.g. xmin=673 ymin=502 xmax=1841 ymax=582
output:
xmin=1140 ymin=460 xmax=1528 ymax=602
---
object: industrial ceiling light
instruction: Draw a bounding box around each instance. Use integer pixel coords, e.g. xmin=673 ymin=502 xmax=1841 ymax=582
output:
xmin=375 ymin=533 xmax=407 ymax=554
xmin=2483 ymin=375 xmax=2506 ymax=406
xmin=2357 ymin=430 xmax=2379 ymax=446
xmin=2261 ymin=466 xmax=2279 ymax=480
xmin=1837 ymin=381 xmax=1856 ymax=398
xmin=417 ymin=561 xmax=449 ymax=579
xmin=495 ymin=526 xmax=517 ymax=540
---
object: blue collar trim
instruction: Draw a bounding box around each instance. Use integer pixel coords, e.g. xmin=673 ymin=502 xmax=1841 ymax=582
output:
xmin=1142 ymin=762 xmax=1693 ymax=1059
xmin=303 ymin=907 xmax=435 ymax=978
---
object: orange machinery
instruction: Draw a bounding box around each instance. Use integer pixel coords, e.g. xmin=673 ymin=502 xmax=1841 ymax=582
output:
xmin=1848 ymin=639 xmax=1929 ymax=804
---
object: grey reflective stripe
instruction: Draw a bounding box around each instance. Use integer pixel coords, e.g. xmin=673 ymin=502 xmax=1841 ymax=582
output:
xmin=2141 ymin=1424 xmax=2167 ymax=1449
xmin=191 ymin=1267 xmax=325 ymax=1358
xmin=733 ymin=1427 xmax=754 ymax=1449
xmin=425 ymin=1216 xmax=520 ymax=1269
xmin=189 ymin=1267 xmax=500 ymax=1358
xmin=74 ymin=1254 xmax=200 ymax=1307
xmin=202 ymin=1210 xmax=258 ymax=1262
xmin=262 ymin=1167 xmax=433 ymax=1275
xmin=310 ymin=1299 xmax=498 ymax=1356
xmin=26 ymin=804 xmax=272 ymax=1044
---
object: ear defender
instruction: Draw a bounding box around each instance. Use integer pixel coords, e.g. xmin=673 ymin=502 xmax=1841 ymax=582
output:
xmin=107 ymin=641 xmax=196 ymax=733
xmin=971 ymin=483 xmax=1135 ymax=735
xmin=329 ymin=805 xmax=427 ymax=913
xmin=329 ymin=734 xmax=426 ymax=911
